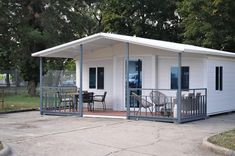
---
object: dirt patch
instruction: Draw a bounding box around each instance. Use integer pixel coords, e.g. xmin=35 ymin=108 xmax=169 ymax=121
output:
xmin=16 ymin=124 xmax=37 ymax=129
xmin=208 ymin=128 xmax=235 ymax=150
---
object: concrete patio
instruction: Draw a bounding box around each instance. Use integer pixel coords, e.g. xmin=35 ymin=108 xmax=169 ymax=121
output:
xmin=0 ymin=111 xmax=235 ymax=156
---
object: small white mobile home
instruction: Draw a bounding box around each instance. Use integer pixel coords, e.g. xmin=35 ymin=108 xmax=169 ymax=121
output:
xmin=32 ymin=33 xmax=235 ymax=122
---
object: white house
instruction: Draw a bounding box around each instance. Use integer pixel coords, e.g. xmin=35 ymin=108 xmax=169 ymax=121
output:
xmin=32 ymin=33 xmax=235 ymax=122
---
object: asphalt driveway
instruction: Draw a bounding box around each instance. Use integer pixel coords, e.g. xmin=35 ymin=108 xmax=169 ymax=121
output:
xmin=0 ymin=111 xmax=235 ymax=156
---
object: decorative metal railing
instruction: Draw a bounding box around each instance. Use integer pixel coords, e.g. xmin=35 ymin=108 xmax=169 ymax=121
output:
xmin=128 ymin=88 xmax=207 ymax=123
xmin=41 ymin=86 xmax=80 ymax=115
xmin=180 ymin=88 xmax=207 ymax=122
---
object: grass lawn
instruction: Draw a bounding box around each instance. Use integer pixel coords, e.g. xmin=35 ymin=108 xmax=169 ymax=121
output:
xmin=0 ymin=94 xmax=40 ymax=112
xmin=208 ymin=128 xmax=235 ymax=150
xmin=0 ymin=141 xmax=3 ymax=150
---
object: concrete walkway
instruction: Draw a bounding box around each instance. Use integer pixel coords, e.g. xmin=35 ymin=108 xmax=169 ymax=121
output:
xmin=0 ymin=111 xmax=235 ymax=156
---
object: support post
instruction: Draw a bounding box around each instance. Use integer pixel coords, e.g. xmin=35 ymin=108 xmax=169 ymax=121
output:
xmin=79 ymin=44 xmax=83 ymax=117
xmin=39 ymin=57 xmax=43 ymax=115
xmin=125 ymin=42 xmax=130 ymax=118
xmin=177 ymin=53 xmax=182 ymax=123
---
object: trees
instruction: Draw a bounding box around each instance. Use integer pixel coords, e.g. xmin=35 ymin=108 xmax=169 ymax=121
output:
xmin=101 ymin=0 xmax=181 ymax=42
xmin=178 ymin=0 xmax=235 ymax=51
xmin=1 ymin=0 xmax=234 ymax=96
xmin=0 ymin=0 xmax=100 ymax=96
xmin=0 ymin=1 xmax=17 ymax=86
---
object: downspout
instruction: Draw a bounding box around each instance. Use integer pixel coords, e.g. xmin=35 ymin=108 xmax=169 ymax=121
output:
xmin=79 ymin=44 xmax=83 ymax=117
xmin=177 ymin=52 xmax=182 ymax=123
xmin=125 ymin=42 xmax=130 ymax=118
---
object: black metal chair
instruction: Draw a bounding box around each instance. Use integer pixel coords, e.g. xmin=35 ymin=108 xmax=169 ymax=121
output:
xmin=93 ymin=92 xmax=107 ymax=111
xmin=83 ymin=92 xmax=94 ymax=111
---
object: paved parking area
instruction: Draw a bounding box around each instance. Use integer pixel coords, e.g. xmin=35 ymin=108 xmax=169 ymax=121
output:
xmin=0 ymin=111 xmax=235 ymax=156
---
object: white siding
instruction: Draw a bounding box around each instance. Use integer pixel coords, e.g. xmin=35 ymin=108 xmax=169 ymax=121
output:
xmin=158 ymin=56 xmax=205 ymax=89
xmin=76 ymin=44 xmax=159 ymax=110
xmin=76 ymin=43 xmax=235 ymax=114
xmin=76 ymin=58 xmax=113 ymax=109
xmin=207 ymin=57 xmax=235 ymax=114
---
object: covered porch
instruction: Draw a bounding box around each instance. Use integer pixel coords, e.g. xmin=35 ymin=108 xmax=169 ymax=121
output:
xmin=32 ymin=33 xmax=208 ymax=123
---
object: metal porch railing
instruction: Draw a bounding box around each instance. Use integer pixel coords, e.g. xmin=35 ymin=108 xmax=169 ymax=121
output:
xmin=41 ymin=86 xmax=80 ymax=116
xmin=128 ymin=88 xmax=207 ymax=123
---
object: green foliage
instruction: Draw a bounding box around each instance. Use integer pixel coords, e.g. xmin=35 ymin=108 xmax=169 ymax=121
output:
xmin=178 ymin=0 xmax=235 ymax=51
xmin=0 ymin=0 xmax=100 ymax=95
xmin=101 ymin=0 xmax=181 ymax=42
xmin=1 ymin=0 xmax=235 ymax=96
xmin=0 ymin=141 xmax=2 ymax=150
xmin=0 ymin=1 xmax=16 ymax=71
xmin=208 ymin=128 xmax=235 ymax=150
xmin=64 ymin=59 xmax=76 ymax=71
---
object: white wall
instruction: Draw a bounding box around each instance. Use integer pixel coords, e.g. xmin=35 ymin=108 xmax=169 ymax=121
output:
xmin=207 ymin=57 xmax=235 ymax=114
xmin=76 ymin=58 xmax=113 ymax=109
xmin=158 ymin=56 xmax=206 ymax=89
xmin=76 ymin=43 xmax=159 ymax=110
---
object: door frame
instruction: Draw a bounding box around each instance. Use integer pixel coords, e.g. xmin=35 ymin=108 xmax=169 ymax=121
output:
xmin=123 ymin=57 xmax=143 ymax=111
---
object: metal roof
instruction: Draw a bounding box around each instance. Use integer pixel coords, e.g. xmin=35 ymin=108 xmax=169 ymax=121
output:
xmin=32 ymin=32 xmax=235 ymax=58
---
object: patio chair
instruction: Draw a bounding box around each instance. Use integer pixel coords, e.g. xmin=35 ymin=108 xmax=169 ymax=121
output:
xmin=149 ymin=91 xmax=169 ymax=115
xmin=93 ymin=92 xmax=107 ymax=111
xmin=132 ymin=92 xmax=153 ymax=115
xmin=57 ymin=92 xmax=74 ymax=111
xmin=181 ymin=93 xmax=201 ymax=113
xmin=83 ymin=92 xmax=94 ymax=111
xmin=54 ymin=86 xmax=77 ymax=111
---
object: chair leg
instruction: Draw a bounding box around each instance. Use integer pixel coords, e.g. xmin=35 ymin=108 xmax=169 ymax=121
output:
xmin=136 ymin=108 xmax=141 ymax=115
xmin=148 ymin=107 xmax=153 ymax=115
xmin=87 ymin=103 xmax=90 ymax=111
xmin=103 ymin=102 xmax=106 ymax=110
xmin=102 ymin=102 xmax=104 ymax=111
xmin=92 ymin=102 xmax=94 ymax=112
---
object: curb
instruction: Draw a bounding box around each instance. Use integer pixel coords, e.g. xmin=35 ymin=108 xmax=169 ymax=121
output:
xmin=0 ymin=143 xmax=12 ymax=156
xmin=202 ymin=137 xmax=235 ymax=156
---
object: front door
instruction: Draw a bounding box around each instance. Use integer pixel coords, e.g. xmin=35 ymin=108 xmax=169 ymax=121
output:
xmin=129 ymin=59 xmax=142 ymax=107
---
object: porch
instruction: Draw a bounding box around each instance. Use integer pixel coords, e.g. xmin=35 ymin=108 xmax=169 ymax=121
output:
xmin=41 ymin=86 xmax=207 ymax=123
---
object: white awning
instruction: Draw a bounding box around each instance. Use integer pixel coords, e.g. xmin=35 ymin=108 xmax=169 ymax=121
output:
xmin=32 ymin=32 xmax=235 ymax=58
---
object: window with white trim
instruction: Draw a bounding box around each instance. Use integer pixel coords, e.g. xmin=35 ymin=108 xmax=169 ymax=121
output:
xmin=171 ymin=66 xmax=189 ymax=89
xmin=89 ymin=67 xmax=104 ymax=89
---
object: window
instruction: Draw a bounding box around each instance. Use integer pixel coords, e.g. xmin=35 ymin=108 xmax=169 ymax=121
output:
xmin=97 ymin=67 xmax=104 ymax=89
xmin=89 ymin=67 xmax=104 ymax=89
xmin=89 ymin=68 xmax=96 ymax=89
xmin=171 ymin=66 xmax=189 ymax=89
xmin=215 ymin=66 xmax=223 ymax=91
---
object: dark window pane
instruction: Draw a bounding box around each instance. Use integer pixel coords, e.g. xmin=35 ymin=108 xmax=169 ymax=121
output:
xmin=97 ymin=67 xmax=104 ymax=89
xmin=171 ymin=67 xmax=178 ymax=89
xmin=220 ymin=67 xmax=223 ymax=91
xmin=89 ymin=68 xmax=96 ymax=89
xmin=181 ymin=67 xmax=189 ymax=89
xmin=171 ymin=66 xmax=189 ymax=89
xmin=215 ymin=67 xmax=219 ymax=90
xmin=216 ymin=66 xmax=223 ymax=91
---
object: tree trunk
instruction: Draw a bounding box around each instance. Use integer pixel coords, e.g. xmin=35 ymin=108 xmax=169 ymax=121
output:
xmin=28 ymin=80 xmax=36 ymax=96
xmin=5 ymin=73 xmax=10 ymax=87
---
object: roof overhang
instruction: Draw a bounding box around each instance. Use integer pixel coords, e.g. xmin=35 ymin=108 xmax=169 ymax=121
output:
xmin=32 ymin=32 xmax=235 ymax=58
